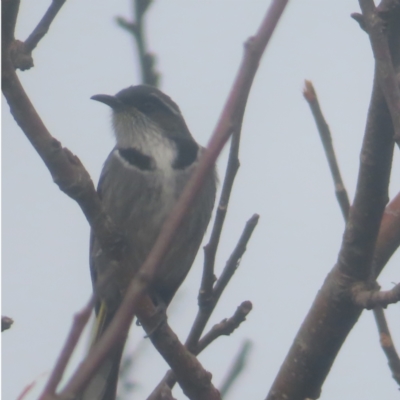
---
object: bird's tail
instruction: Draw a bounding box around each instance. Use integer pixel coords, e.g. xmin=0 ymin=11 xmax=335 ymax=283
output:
xmin=80 ymin=302 xmax=126 ymax=400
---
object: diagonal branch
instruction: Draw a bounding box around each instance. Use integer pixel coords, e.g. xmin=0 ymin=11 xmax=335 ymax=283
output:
xmin=355 ymin=0 xmax=400 ymax=148
xmin=303 ymin=80 xmax=350 ymax=220
xmin=59 ymin=0 xmax=288 ymax=397
xmin=25 ymin=0 xmax=67 ymax=53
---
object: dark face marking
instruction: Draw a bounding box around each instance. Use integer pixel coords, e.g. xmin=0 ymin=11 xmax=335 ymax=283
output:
xmin=170 ymin=137 xmax=199 ymax=169
xmin=114 ymin=85 xmax=193 ymax=140
xmin=118 ymin=148 xmax=155 ymax=171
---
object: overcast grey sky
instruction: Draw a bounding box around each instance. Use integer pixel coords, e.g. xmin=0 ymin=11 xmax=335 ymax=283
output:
xmin=3 ymin=1 xmax=400 ymax=400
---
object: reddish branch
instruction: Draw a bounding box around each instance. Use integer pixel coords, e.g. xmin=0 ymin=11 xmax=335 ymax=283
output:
xmin=38 ymin=298 xmax=94 ymax=400
xmin=59 ymin=1 xmax=288 ymax=397
xmin=266 ymin=2 xmax=400 ymax=398
xmin=373 ymin=307 xmax=400 ymax=386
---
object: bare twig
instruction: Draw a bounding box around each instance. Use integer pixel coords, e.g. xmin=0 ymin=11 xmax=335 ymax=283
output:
xmin=219 ymin=340 xmax=253 ymax=398
xmin=188 ymin=214 xmax=259 ymax=352
xmin=2 ymin=316 xmax=14 ymax=332
xmin=116 ymin=0 xmax=159 ymax=86
xmin=200 ymin=105 xmax=242 ymax=308
xmin=38 ymin=298 xmax=94 ymax=399
xmin=303 ymin=80 xmax=350 ymax=220
xmin=60 ymin=1 xmax=288 ymax=396
xmin=266 ymin=2 xmax=399 ymax=397
xmin=373 ymin=307 xmax=400 ymax=386
xmin=196 ymin=302 xmax=253 ymax=354
xmin=353 ymin=282 xmax=400 ymax=309
xmin=24 ymin=0 xmax=66 ymax=52
xmin=147 ymin=217 xmax=258 ymax=400
xmin=355 ymin=0 xmax=400 ymax=147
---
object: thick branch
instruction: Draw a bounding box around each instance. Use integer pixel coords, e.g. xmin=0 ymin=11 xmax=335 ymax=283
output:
xmin=266 ymin=4 xmax=399 ymax=398
xmin=147 ymin=302 xmax=252 ymax=400
xmin=135 ymin=296 xmax=220 ymax=400
xmin=357 ymin=0 xmax=400 ymax=147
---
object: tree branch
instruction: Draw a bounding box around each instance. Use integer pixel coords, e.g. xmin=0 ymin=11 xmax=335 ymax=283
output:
xmin=135 ymin=296 xmax=220 ymax=400
xmin=196 ymin=301 xmax=252 ymax=354
xmin=116 ymin=0 xmax=159 ymax=86
xmin=59 ymin=1 xmax=288 ymax=396
xmin=303 ymin=80 xmax=350 ymax=220
xmin=24 ymin=0 xmax=67 ymax=52
xmin=356 ymin=0 xmax=400 ymax=147
xmin=147 ymin=216 xmax=258 ymax=400
xmin=38 ymin=298 xmax=94 ymax=400
xmin=266 ymin=2 xmax=399 ymax=398
xmin=373 ymin=306 xmax=400 ymax=386
xmin=353 ymin=282 xmax=400 ymax=309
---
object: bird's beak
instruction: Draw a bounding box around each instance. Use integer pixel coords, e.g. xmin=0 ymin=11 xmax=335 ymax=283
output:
xmin=91 ymin=94 xmax=124 ymax=111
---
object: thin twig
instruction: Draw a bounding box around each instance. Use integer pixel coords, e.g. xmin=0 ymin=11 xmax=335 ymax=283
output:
xmin=356 ymin=0 xmax=400 ymax=148
xmin=188 ymin=214 xmax=259 ymax=351
xmin=196 ymin=301 xmax=253 ymax=354
xmin=373 ymin=307 xmax=400 ymax=386
xmin=200 ymin=110 xmax=242 ymax=308
xmin=59 ymin=0 xmax=287 ymax=395
xmin=1 ymin=316 xmax=14 ymax=332
xmin=303 ymin=80 xmax=350 ymax=220
xmin=24 ymin=0 xmax=66 ymax=52
xmin=38 ymin=297 xmax=94 ymax=399
xmin=116 ymin=0 xmax=159 ymax=86
xmin=219 ymin=340 xmax=253 ymax=398
xmin=147 ymin=217 xmax=258 ymax=400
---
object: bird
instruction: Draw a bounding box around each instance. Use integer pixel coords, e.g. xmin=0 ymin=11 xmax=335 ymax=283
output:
xmin=81 ymin=85 xmax=217 ymax=400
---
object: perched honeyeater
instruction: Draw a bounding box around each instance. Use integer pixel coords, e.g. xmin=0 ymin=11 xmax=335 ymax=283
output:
xmin=82 ymin=85 xmax=216 ymax=400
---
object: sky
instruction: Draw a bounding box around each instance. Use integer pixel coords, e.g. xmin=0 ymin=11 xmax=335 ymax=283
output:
xmin=2 ymin=1 xmax=400 ymax=400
